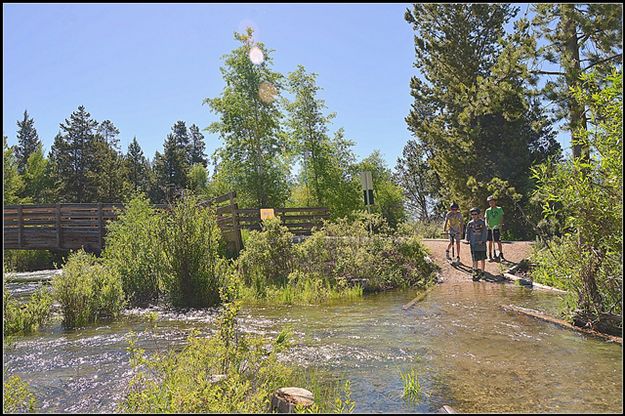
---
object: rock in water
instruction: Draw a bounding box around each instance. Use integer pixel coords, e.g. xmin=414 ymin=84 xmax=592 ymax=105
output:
xmin=270 ymin=387 xmax=314 ymax=413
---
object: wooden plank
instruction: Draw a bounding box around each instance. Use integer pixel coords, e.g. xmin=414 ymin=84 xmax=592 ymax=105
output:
xmin=56 ymin=203 xmax=62 ymax=249
xmin=17 ymin=206 xmax=23 ymax=248
xmin=275 ymin=207 xmax=329 ymax=213
xmin=98 ymin=202 xmax=103 ymax=249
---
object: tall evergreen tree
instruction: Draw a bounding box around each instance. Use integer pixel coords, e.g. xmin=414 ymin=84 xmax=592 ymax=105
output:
xmin=188 ymin=124 xmax=208 ymax=167
xmin=205 ymin=28 xmax=289 ymax=208
xmin=531 ymin=4 xmax=622 ymax=162
xmin=94 ymin=120 xmax=128 ymax=202
xmin=125 ymin=137 xmax=151 ymax=195
xmin=153 ymin=123 xmax=191 ymax=202
xmin=404 ymin=4 xmax=561 ymax=238
xmin=49 ymin=106 xmax=101 ymax=202
xmin=15 ymin=110 xmax=42 ymax=174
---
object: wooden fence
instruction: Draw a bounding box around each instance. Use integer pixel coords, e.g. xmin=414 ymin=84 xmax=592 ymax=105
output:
xmin=3 ymin=192 xmax=329 ymax=254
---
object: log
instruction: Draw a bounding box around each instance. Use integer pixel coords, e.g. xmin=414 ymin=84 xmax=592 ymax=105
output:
xmin=501 ymin=304 xmax=622 ymax=345
xmin=270 ymin=387 xmax=314 ymax=413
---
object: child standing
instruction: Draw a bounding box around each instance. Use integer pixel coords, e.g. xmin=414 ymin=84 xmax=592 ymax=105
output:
xmin=485 ymin=195 xmax=505 ymax=261
xmin=465 ymin=207 xmax=488 ymax=281
xmin=443 ymin=202 xmax=463 ymax=264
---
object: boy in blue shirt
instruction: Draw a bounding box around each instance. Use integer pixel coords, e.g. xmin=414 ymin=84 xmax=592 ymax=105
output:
xmin=465 ymin=207 xmax=488 ymax=281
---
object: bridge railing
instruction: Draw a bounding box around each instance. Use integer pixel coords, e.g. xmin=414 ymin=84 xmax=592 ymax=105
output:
xmin=3 ymin=193 xmax=330 ymax=254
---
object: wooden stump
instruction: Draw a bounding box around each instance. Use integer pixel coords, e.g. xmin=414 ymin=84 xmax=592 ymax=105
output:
xmin=270 ymin=387 xmax=314 ymax=413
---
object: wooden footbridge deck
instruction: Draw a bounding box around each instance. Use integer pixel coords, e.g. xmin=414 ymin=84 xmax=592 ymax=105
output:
xmin=3 ymin=192 xmax=329 ymax=254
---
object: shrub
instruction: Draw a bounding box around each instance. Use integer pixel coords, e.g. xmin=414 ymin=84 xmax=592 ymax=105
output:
xmin=103 ymin=194 xmax=164 ymax=306
xmin=237 ymin=218 xmax=296 ymax=288
xmin=159 ymin=195 xmax=225 ymax=308
xmin=122 ymin=280 xmax=351 ymax=413
xmin=52 ymin=249 xmax=125 ymax=328
xmin=3 ymin=285 xmax=53 ymax=336
xmin=3 ymin=249 xmax=58 ymax=272
xmin=3 ymin=374 xmax=37 ymax=413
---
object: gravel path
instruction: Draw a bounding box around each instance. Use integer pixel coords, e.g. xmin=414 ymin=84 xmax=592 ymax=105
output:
xmin=421 ymin=239 xmax=534 ymax=283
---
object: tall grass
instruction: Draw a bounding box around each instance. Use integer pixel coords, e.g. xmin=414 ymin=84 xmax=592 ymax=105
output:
xmin=159 ymin=195 xmax=226 ymax=308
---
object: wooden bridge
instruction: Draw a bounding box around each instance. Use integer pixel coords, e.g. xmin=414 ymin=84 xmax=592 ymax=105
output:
xmin=3 ymin=192 xmax=329 ymax=254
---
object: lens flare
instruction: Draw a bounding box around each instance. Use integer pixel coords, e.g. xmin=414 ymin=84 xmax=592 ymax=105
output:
xmin=249 ymin=46 xmax=264 ymax=65
xmin=258 ymin=81 xmax=277 ymax=104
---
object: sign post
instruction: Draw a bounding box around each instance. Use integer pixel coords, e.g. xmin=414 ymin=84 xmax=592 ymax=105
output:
xmin=359 ymin=171 xmax=374 ymax=234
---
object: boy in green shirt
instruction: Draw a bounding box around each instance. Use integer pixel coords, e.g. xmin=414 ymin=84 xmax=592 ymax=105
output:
xmin=485 ymin=195 xmax=504 ymax=261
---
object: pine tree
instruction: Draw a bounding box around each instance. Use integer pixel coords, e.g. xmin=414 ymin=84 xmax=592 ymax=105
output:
xmin=49 ymin=106 xmax=100 ymax=202
xmin=125 ymin=137 xmax=151 ymax=195
xmin=404 ymin=4 xmax=561 ymax=237
xmin=153 ymin=123 xmax=190 ymax=202
xmin=3 ymin=135 xmax=24 ymax=204
xmin=15 ymin=110 xmax=42 ymax=174
xmin=94 ymin=120 xmax=128 ymax=202
xmin=188 ymin=124 xmax=207 ymax=167
xmin=531 ymin=4 xmax=622 ymax=162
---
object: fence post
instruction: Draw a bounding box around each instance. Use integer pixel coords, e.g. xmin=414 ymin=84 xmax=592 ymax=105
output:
xmin=98 ymin=202 xmax=103 ymax=251
xmin=229 ymin=192 xmax=242 ymax=254
xmin=17 ymin=205 xmax=23 ymax=248
xmin=56 ymin=203 xmax=62 ymax=249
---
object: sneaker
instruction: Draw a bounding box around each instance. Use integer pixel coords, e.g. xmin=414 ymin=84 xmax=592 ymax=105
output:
xmin=455 ymin=257 xmax=460 ymax=265
xmin=488 ymin=256 xmax=494 ymax=262
xmin=480 ymin=270 xmax=486 ymax=279
xmin=498 ymin=253 xmax=504 ymax=261
xmin=472 ymin=270 xmax=480 ymax=281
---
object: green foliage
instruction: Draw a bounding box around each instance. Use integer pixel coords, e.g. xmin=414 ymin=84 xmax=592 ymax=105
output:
xmin=52 ymin=249 xmax=125 ymax=328
xmin=122 ymin=282 xmax=348 ymax=413
xmin=159 ymin=195 xmax=225 ymax=307
xmin=20 ymin=144 xmax=55 ymax=203
xmin=15 ymin=110 xmax=42 ymax=174
xmin=237 ymin=213 xmax=438 ymax=303
xmin=3 ymin=135 xmax=24 ymax=205
xmin=3 ymin=285 xmax=53 ymax=336
xmin=396 ymin=221 xmax=445 ymax=239
xmin=404 ymin=4 xmax=561 ymax=239
xmin=400 ymin=368 xmax=422 ymax=404
xmin=3 ymin=374 xmax=37 ymax=413
xmin=3 ymin=249 xmax=56 ymax=272
xmin=237 ymin=218 xmax=296 ymax=290
xmin=103 ymin=194 xmax=164 ymax=306
xmin=531 ymin=69 xmax=622 ymax=319
xmin=353 ymin=151 xmax=406 ymax=229
xmin=205 ymin=27 xmax=290 ymax=208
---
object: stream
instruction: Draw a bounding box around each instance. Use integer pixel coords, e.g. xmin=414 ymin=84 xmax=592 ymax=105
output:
xmin=3 ymin=271 xmax=623 ymax=413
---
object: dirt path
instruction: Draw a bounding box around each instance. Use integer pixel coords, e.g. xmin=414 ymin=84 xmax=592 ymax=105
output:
xmin=421 ymin=239 xmax=534 ymax=283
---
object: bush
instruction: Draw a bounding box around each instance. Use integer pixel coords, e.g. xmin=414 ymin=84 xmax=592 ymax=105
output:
xmin=3 ymin=249 xmax=59 ymax=272
xmin=52 ymin=250 xmax=125 ymax=328
xmin=103 ymin=194 xmax=164 ymax=306
xmin=236 ymin=212 xmax=439 ymax=303
xmin=237 ymin=218 xmax=296 ymax=288
xmin=159 ymin=195 xmax=225 ymax=308
xmin=3 ymin=285 xmax=53 ymax=336
xmin=3 ymin=374 xmax=37 ymax=413
xmin=122 ymin=281 xmax=352 ymax=413
xmin=396 ymin=220 xmax=445 ymax=239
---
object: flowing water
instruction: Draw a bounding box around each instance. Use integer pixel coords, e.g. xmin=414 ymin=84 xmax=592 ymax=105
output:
xmin=3 ymin=271 xmax=623 ymax=413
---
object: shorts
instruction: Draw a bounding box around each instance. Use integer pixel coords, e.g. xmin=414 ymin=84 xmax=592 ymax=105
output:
xmin=448 ymin=231 xmax=461 ymax=243
xmin=487 ymin=228 xmax=501 ymax=242
xmin=471 ymin=250 xmax=487 ymax=262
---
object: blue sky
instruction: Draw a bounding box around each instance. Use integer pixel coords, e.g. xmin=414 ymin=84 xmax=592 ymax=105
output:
xmin=3 ymin=3 xmax=569 ymax=172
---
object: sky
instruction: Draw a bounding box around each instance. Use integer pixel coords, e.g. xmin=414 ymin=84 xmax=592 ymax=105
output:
xmin=3 ymin=3 xmax=570 ymax=172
